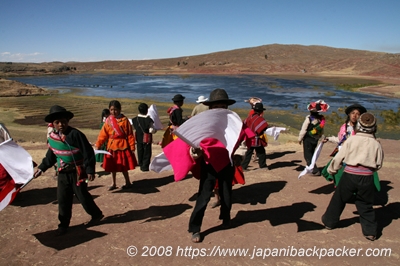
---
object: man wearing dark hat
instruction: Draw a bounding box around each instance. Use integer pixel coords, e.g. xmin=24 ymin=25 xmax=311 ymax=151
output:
xmin=169 ymin=94 xmax=187 ymax=127
xmin=33 ymin=105 xmax=103 ymax=235
xmin=241 ymin=102 xmax=269 ymax=170
xmin=161 ymin=94 xmax=188 ymax=147
xmin=188 ymin=88 xmax=246 ymax=243
xmin=132 ymin=103 xmax=156 ymax=172
xmin=322 ymin=112 xmax=383 ymax=241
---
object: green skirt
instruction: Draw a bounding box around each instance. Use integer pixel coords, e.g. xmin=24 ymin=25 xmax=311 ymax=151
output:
xmin=322 ymin=159 xmax=381 ymax=191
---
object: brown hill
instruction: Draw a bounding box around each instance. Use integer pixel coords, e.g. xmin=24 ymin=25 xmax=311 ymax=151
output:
xmin=1 ymin=44 xmax=400 ymax=79
xmin=0 ymin=78 xmax=55 ymax=97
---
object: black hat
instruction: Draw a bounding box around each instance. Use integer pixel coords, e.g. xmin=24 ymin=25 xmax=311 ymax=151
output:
xmin=45 ymin=105 xmax=74 ymax=123
xmin=345 ymin=104 xmax=367 ymax=115
xmin=172 ymin=94 xmax=185 ymax=102
xmin=253 ymin=102 xmax=266 ymax=112
xmin=202 ymin=88 xmax=236 ymax=106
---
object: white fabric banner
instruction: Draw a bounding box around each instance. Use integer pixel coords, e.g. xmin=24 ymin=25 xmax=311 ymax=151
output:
xmin=94 ymin=150 xmax=112 ymax=156
xmin=148 ymin=104 xmax=164 ymax=130
xmin=150 ymin=152 xmax=172 ymax=173
xmin=173 ymin=108 xmax=242 ymax=157
xmin=298 ymin=141 xmax=324 ymax=179
xmin=265 ymin=126 xmax=286 ymax=141
xmin=0 ymin=139 xmax=33 ymax=184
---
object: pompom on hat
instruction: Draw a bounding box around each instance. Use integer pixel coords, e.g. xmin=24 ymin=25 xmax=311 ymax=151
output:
xmin=45 ymin=105 xmax=74 ymax=123
xmin=244 ymin=97 xmax=262 ymax=107
xmin=356 ymin=112 xmax=377 ymax=133
xmin=345 ymin=104 xmax=367 ymax=115
xmin=202 ymin=88 xmax=236 ymax=106
xmin=307 ymin=99 xmax=330 ymax=113
xmin=196 ymin=95 xmax=208 ymax=103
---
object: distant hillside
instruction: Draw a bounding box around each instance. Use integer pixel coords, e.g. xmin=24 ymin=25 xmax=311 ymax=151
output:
xmin=1 ymin=44 xmax=400 ymax=78
xmin=0 ymin=78 xmax=55 ymax=97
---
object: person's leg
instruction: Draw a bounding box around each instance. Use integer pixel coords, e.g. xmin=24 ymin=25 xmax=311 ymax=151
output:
xmin=57 ymin=173 xmax=74 ymax=229
xmin=141 ymin=143 xmax=152 ymax=171
xmin=122 ymin=171 xmax=131 ymax=187
xmin=137 ymin=142 xmax=144 ymax=169
xmin=189 ymin=160 xmax=216 ymax=234
xmin=255 ymin=146 xmax=267 ymax=168
xmin=241 ymin=147 xmax=254 ymax=169
xmin=354 ymin=175 xmax=377 ymax=238
xmin=322 ymin=172 xmax=357 ymax=229
xmin=304 ymin=137 xmax=316 ymax=165
xmin=73 ymin=175 xmax=103 ymax=219
xmin=217 ymin=164 xmax=234 ymax=224
xmin=109 ymin=172 xmax=117 ymax=189
xmin=211 ymin=188 xmax=221 ymax=208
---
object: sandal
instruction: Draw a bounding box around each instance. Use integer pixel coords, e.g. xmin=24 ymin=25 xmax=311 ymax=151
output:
xmin=365 ymin=235 xmax=376 ymax=241
xmin=122 ymin=184 xmax=132 ymax=189
xmin=191 ymin=232 xmax=201 ymax=243
xmin=108 ymin=185 xmax=117 ymax=191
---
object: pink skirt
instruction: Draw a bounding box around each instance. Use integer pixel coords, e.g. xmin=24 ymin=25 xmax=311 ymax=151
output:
xmin=102 ymin=149 xmax=138 ymax=172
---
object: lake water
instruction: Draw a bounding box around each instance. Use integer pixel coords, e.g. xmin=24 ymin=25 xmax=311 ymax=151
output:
xmin=9 ymin=73 xmax=400 ymax=112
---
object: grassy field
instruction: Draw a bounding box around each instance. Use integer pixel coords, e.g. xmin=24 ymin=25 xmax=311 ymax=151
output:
xmin=0 ymin=92 xmax=399 ymax=143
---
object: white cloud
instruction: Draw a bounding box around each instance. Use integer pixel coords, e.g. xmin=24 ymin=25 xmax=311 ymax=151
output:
xmin=0 ymin=52 xmax=44 ymax=62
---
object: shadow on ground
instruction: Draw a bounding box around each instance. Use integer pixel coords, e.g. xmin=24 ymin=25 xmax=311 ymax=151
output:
xmin=34 ymin=224 xmax=107 ymax=251
xmin=101 ymin=203 xmax=192 ymax=224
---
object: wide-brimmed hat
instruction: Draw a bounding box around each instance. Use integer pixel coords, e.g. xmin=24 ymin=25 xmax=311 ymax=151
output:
xmin=307 ymin=99 xmax=330 ymax=113
xmin=202 ymin=88 xmax=236 ymax=106
xmin=356 ymin=112 xmax=377 ymax=133
xmin=172 ymin=94 xmax=185 ymax=102
xmin=196 ymin=95 xmax=208 ymax=103
xmin=45 ymin=105 xmax=74 ymax=123
xmin=253 ymin=102 xmax=266 ymax=112
xmin=345 ymin=104 xmax=367 ymax=115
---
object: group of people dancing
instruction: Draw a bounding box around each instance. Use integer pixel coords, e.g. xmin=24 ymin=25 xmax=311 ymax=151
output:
xmin=298 ymin=100 xmax=383 ymax=241
xmin=23 ymin=88 xmax=383 ymax=242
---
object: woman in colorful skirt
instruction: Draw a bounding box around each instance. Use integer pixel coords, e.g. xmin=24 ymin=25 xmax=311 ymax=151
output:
xmin=95 ymin=100 xmax=137 ymax=190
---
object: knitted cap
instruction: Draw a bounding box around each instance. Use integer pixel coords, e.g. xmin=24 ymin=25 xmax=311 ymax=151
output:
xmin=356 ymin=112 xmax=377 ymax=133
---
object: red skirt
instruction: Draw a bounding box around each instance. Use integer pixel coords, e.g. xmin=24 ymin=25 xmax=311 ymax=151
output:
xmin=102 ymin=149 xmax=138 ymax=172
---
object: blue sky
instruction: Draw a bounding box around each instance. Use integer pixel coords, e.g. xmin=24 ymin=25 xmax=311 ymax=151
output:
xmin=1 ymin=0 xmax=399 ymax=63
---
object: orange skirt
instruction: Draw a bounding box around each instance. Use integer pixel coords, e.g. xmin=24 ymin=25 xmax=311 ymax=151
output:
xmin=102 ymin=149 xmax=138 ymax=172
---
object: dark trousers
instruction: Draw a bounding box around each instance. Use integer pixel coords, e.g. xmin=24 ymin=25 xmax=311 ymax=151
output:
xmin=137 ymin=142 xmax=152 ymax=171
xmin=302 ymin=135 xmax=319 ymax=173
xmin=188 ymin=160 xmax=234 ymax=233
xmin=57 ymin=172 xmax=102 ymax=229
xmin=241 ymin=146 xmax=267 ymax=169
xmin=322 ymin=172 xmax=377 ymax=236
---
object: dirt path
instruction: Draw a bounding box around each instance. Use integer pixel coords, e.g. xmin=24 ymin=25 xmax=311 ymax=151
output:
xmin=0 ymin=138 xmax=399 ymax=265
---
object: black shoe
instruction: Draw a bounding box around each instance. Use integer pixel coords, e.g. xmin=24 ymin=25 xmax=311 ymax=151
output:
xmin=85 ymin=214 xmax=104 ymax=227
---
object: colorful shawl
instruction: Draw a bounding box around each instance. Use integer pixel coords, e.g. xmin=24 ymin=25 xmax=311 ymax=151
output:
xmin=107 ymin=115 xmax=126 ymax=139
xmin=48 ymin=131 xmax=84 ymax=170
